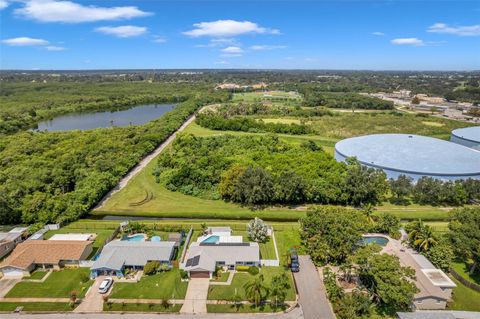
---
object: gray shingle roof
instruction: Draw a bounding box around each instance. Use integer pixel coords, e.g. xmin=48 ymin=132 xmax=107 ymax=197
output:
xmin=397 ymin=312 xmax=456 ymax=319
xmin=92 ymin=241 xmax=175 ymax=271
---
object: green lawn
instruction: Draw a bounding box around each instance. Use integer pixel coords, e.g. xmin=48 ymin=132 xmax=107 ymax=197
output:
xmin=207 ymin=267 xmax=295 ymax=301
xmin=110 ymin=268 xmax=187 ymax=299
xmin=232 ymin=231 xmax=277 ymax=260
xmin=103 ymin=303 xmax=181 ymax=312
xmin=207 ymin=303 xmax=286 ymax=313
xmin=6 ymin=268 xmax=92 ymax=298
xmin=0 ymin=302 xmax=74 ymax=312
xmin=451 ymin=261 xmax=480 ymax=285
xmin=274 ymin=229 xmax=303 ymax=266
xmin=211 ymin=271 xmax=230 ymax=282
xmin=448 ymin=277 xmax=480 ymax=311
xmin=28 ymin=270 xmax=48 ymax=280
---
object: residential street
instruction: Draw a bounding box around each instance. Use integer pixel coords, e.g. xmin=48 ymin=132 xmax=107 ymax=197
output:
xmin=293 ymin=255 xmax=336 ymax=319
xmin=0 ymin=307 xmax=304 ymax=318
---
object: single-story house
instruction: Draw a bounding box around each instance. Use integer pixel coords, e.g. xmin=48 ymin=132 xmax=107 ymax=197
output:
xmin=0 ymin=227 xmax=28 ymax=259
xmin=49 ymin=233 xmax=96 ymax=241
xmin=0 ymin=240 xmax=92 ymax=278
xmin=204 ymin=227 xmax=232 ymax=237
xmin=90 ymin=241 xmax=176 ymax=278
xmin=396 ymin=311 xmax=457 ymax=319
xmin=182 ymin=242 xmax=260 ymax=278
xmin=380 ymin=233 xmax=456 ymax=310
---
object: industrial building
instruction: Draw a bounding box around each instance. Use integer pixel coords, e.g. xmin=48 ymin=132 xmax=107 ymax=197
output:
xmin=334 ymin=134 xmax=480 ymax=181
xmin=451 ymin=126 xmax=480 ymax=150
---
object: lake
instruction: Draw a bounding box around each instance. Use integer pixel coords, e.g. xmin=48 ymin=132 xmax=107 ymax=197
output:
xmin=35 ymin=103 xmax=175 ymax=132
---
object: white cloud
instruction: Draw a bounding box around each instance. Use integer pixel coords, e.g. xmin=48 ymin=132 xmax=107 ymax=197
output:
xmin=45 ymin=45 xmax=66 ymax=51
xmin=391 ymin=38 xmax=424 ymax=46
xmin=0 ymin=0 xmax=9 ymax=10
xmin=220 ymin=53 xmax=242 ymax=58
xmin=427 ymin=23 xmax=480 ymax=36
xmin=1 ymin=37 xmax=49 ymax=46
xmin=249 ymin=45 xmax=286 ymax=50
xmin=152 ymin=36 xmax=166 ymax=43
xmin=95 ymin=25 xmax=147 ymax=38
xmin=15 ymin=0 xmax=151 ymax=23
xmin=183 ymin=20 xmax=279 ymax=37
xmin=372 ymin=32 xmax=385 ymax=36
xmin=221 ymin=46 xmax=244 ymax=54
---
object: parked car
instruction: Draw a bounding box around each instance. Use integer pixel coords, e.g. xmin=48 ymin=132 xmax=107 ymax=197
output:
xmin=291 ymin=260 xmax=300 ymax=272
xmin=98 ymin=277 xmax=113 ymax=294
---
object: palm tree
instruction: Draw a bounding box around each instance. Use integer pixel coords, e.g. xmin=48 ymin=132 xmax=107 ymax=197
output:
xmin=408 ymin=220 xmax=437 ymax=252
xmin=243 ymin=274 xmax=269 ymax=307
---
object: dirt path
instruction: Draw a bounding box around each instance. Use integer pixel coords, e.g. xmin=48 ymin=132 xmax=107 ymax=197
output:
xmin=94 ymin=112 xmax=198 ymax=210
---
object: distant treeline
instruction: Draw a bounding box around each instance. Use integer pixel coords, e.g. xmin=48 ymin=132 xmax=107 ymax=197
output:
xmin=196 ymin=113 xmax=313 ymax=135
xmin=0 ymin=90 xmax=229 ymax=225
xmin=302 ymin=91 xmax=394 ymax=110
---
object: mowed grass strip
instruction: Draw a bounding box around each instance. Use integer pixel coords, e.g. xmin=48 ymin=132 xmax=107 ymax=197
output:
xmin=28 ymin=270 xmax=48 ymax=280
xmin=103 ymin=303 xmax=181 ymax=312
xmin=207 ymin=267 xmax=295 ymax=301
xmin=207 ymin=304 xmax=286 ymax=313
xmin=109 ymin=268 xmax=187 ymax=299
xmin=6 ymin=268 xmax=92 ymax=298
xmin=0 ymin=302 xmax=74 ymax=312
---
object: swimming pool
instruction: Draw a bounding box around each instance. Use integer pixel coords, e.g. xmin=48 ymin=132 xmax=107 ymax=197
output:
xmin=122 ymin=234 xmax=146 ymax=241
xmin=362 ymin=236 xmax=389 ymax=246
xmin=151 ymin=236 xmax=161 ymax=242
xmin=202 ymin=235 xmax=220 ymax=243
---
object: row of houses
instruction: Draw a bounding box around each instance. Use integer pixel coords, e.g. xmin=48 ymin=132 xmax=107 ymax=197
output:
xmin=0 ymin=226 xmax=261 ymax=281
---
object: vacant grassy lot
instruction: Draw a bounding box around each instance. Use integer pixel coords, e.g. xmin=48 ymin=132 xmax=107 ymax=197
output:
xmin=233 ymin=91 xmax=302 ymax=102
xmin=6 ymin=268 xmax=92 ymax=298
xmin=103 ymin=303 xmax=181 ymax=312
xmin=0 ymin=302 xmax=74 ymax=312
xmin=448 ymin=277 xmax=480 ymax=311
xmin=110 ymin=268 xmax=187 ymax=299
xmin=207 ymin=267 xmax=295 ymax=301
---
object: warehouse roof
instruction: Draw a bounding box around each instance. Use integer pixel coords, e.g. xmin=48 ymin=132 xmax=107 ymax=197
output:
xmin=335 ymin=134 xmax=480 ymax=177
xmin=451 ymin=126 xmax=480 ymax=143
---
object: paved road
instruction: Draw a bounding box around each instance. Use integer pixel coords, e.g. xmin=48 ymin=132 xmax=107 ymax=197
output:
xmin=293 ymin=256 xmax=336 ymax=319
xmin=180 ymin=278 xmax=209 ymax=314
xmin=94 ymin=111 xmax=199 ymax=210
xmin=0 ymin=278 xmax=20 ymax=298
xmin=74 ymin=277 xmax=105 ymax=313
xmin=0 ymin=307 xmax=303 ymax=318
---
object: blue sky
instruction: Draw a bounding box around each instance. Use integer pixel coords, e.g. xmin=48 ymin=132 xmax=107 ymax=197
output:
xmin=0 ymin=0 xmax=479 ymax=70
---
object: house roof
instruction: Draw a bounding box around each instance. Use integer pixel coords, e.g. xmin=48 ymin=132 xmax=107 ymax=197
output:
xmin=397 ymin=312 xmax=456 ymax=319
xmin=168 ymin=233 xmax=182 ymax=241
xmin=0 ymin=240 xmax=92 ymax=270
xmin=184 ymin=242 xmax=260 ymax=272
xmin=91 ymin=241 xmax=175 ymax=271
xmin=0 ymin=232 xmax=22 ymax=243
xmin=207 ymin=227 xmax=231 ymax=233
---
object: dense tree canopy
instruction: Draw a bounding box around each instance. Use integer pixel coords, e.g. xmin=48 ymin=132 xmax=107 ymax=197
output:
xmin=449 ymin=207 xmax=480 ymax=274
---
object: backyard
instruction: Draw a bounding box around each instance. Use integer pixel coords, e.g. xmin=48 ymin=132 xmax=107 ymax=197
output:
xmin=109 ymin=268 xmax=188 ymax=300
xmin=6 ymin=268 xmax=93 ymax=298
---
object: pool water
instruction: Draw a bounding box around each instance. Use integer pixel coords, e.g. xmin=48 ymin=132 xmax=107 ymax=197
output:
xmin=362 ymin=236 xmax=389 ymax=246
xmin=202 ymin=235 xmax=220 ymax=243
xmin=151 ymin=236 xmax=161 ymax=242
xmin=122 ymin=234 xmax=146 ymax=241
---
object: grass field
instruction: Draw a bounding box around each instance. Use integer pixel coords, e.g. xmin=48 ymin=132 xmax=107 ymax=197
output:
xmin=109 ymin=268 xmax=187 ymax=299
xmin=207 ymin=267 xmax=296 ymax=301
xmin=232 ymin=231 xmax=277 ymax=260
xmin=0 ymin=302 xmax=74 ymax=312
xmin=6 ymin=268 xmax=92 ymax=298
xmin=232 ymin=91 xmax=302 ymax=102
xmin=28 ymin=270 xmax=48 ymax=280
xmin=451 ymin=261 xmax=480 ymax=285
xmin=448 ymin=277 xmax=480 ymax=311
xmin=103 ymin=303 xmax=181 ymax=312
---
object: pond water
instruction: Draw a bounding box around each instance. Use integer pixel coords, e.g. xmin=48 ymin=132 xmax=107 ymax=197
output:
xmin=35 ymin=104 xmax=175 ymax=131
xmin=361 ymin=236 xmax=389 ymax=247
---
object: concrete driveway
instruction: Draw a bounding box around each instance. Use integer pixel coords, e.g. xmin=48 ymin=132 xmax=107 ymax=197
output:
xmin=0 ymin=277 xmax=20 ymax=298
xmin=293 ymin=256 xmax=336 ymax=319
xmin=74 ymin=277 xmax=108 ymax=313
xmin=180 ymin=278 xmax=210 ymax=314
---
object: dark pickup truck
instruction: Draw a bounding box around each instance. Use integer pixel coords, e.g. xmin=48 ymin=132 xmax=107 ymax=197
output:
xmin=290 ymin=248 xmax=300 ymax=272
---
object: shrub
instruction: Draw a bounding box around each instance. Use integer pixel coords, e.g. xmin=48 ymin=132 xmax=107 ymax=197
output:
xmin=158 ymin=263 xmax=170 ymax=272
xmin=79 ymin=272 xmax=90 ymax=283
xmin=144 ymin=261 xmax=160 ymax=275
xmin=248 ymin=266 xmax=260 ymax=275
xmin=247 ymin=217 xmax=268 ymax=243
xmin=236 ymin=265 xmax=250 ymax=272
xmin=180 ymin=269 xmax=189 ymax=279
